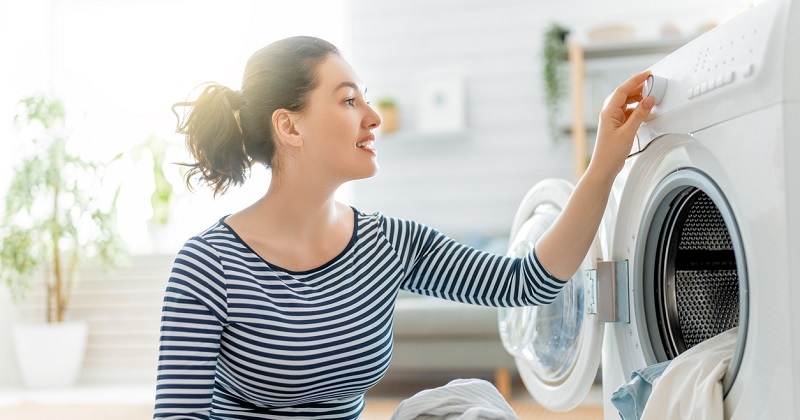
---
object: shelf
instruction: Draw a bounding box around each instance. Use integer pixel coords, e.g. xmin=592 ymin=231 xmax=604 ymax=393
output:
xmin=578 ymin=36 xmax=697 ymax=59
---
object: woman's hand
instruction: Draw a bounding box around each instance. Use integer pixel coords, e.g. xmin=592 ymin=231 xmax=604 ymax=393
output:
xmin=535 ymin=70 xmax=655 ymax=281
xmin=589 ymin=70 xmax=655 ymax=179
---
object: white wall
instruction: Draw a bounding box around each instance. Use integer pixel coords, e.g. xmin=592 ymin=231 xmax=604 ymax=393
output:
xmin=346 ymin=0 xmax=753 ymax=242
xmin=0 ymin=0 xmax=53 ymax=388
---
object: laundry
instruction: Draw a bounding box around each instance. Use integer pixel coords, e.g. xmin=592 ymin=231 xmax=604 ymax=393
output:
xmin=611 ymin=327 xmax=738 ymax=420
xmin=611 ymin=359 xmax=671 ymax=419
xmin=390 ymin=378 xmax=519 ymax=420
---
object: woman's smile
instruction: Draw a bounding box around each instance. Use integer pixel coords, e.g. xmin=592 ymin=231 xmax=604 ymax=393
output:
xmin=356 ymin=134 xmax=377 ymax=155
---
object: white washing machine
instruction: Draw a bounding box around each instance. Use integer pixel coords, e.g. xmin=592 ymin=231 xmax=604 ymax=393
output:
xmin=499 ymin=0 xmax=800 ymax=418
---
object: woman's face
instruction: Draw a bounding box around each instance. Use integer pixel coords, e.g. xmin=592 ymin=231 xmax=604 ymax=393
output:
xmin=293 ymin=54 xmax=382 ymax=183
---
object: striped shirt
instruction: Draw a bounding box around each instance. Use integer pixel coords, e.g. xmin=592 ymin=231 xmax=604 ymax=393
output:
xmin=154 ymin=208 xmax=564 ymax=419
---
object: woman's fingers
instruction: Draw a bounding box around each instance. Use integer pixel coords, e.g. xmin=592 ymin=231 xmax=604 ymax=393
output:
xmin=606 ymin=71 xmax=651 ymax=110
xmin=626 ymin=88 xmax=645 ymax=104
xmin=619 ymin=96 xmax=655 ymax=139
xmin=591 ymin=70 xmax=655 ymax=177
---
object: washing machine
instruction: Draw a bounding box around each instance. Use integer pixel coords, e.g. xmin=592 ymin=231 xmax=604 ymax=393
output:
xmin=498 ymin=0 xmax=800 ymax=418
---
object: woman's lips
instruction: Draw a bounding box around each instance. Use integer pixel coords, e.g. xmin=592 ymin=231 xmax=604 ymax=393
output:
xmin=356 ymin=140 xmax=376 ymax=154
xmin=357 ymin=134 xmax=376 ymax=154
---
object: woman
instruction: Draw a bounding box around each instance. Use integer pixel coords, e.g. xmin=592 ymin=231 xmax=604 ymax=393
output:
xmin=154 ymin=35 xmax=654 ymax=419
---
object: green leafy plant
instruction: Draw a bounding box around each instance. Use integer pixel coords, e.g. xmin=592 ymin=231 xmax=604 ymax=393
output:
xmin=130 ymin=135 xmax=177 ymax=225
xmin=0 ymin=95 xmax=126 ymax=323
xmin=542 ymin=23 xmax=570 ymax=143
xmin=375 ymin=97 xmax=397 ymax=109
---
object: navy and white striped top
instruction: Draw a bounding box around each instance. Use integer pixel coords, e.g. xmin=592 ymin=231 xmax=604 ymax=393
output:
xmin=154 ymin=208 xmax=564 ymax=419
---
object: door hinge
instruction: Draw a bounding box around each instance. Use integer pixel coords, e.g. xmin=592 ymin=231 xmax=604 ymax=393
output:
xmin=586 ymin=260 xmax=630 ymax=323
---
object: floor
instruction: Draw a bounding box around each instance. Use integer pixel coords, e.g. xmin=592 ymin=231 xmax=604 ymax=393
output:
xmin=0 ymin=384 xmax=156 ymax=420
xmin=0 ymin=376 xmax=605 ymax=419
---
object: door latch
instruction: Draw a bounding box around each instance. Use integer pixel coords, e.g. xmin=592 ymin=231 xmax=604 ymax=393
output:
xmin=586 ymin=260 xmax=630 ymax=323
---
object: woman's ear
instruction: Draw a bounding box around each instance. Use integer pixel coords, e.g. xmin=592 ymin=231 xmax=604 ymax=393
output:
xmin=272 ymin=109 xmax=303 ymax=148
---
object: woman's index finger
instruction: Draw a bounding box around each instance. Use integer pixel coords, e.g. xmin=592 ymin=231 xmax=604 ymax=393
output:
xmin=607 ymin=71 xmax=652 ymax=109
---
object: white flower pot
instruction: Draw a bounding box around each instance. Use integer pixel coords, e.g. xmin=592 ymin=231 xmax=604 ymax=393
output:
xmin=13 ymin=321 xmax=89 ymax=388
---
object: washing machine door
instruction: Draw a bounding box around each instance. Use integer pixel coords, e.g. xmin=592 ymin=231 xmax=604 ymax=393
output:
xmin=498 ymin=178 xmax=610 ymax=412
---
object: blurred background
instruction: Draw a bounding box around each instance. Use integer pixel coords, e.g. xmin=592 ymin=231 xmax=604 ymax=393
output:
xmin=0 ymin=0 xmax=756 ymax=415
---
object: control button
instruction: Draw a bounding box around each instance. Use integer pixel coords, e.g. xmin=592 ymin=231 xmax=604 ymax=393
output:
xmin=642 ymin=74 xmax=668 ymax=105
xmin=742 ymin=63 xmax=755 ymax=78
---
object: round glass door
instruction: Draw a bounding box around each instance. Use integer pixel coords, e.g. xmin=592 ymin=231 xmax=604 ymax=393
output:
xmin=498 ymin=178 xmax=607 ymax=411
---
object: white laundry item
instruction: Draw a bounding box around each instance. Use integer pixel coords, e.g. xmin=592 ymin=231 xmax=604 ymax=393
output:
xmin=390 ymin=378 xmax=519 ymax=420
xmin=641 ymin=327 xmax=738 ymax=420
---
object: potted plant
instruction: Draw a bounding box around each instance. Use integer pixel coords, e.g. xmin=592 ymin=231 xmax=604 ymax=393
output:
xmin=374 ymin=97 xmax=400 ymax=134
xmin=0 ymin=95 xmax=126 ymax=387
xmin=129 ymin=134 xmax=182 ymax=253
xmin=542 ymin=23 xmax=570 ymax=143
xmin=130 ymin=135 xmax=177 ymax=226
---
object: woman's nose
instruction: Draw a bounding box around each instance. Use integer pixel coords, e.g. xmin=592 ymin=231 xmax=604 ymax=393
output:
xmin=366 ymin=104 xmax=382 ymax=129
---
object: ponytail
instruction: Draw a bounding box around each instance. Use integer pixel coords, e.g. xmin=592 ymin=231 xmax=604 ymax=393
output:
xmin=173 ymin=36 xmax=341 ymax=197
xmin=173 ymin=83 xmax=249 ymax=196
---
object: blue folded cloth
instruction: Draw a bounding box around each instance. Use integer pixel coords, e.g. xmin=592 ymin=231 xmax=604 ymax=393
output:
xmin=611 ymin=360 xmax=671 ymax=420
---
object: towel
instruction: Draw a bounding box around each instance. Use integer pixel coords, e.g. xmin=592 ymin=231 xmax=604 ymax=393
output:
xmin=611 ymin=359 xmax=671 ymax=419
xmin=640 ymin=327 xmax=738 ymax=420
xmin=390 ymin=378 xmax=519 ymax=420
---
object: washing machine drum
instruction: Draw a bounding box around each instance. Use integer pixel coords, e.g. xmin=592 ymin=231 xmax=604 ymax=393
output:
xmin=639 ymin=169 xmax=748 ymax=397
xmin=643 ymin=177 xmax=747 ymax=371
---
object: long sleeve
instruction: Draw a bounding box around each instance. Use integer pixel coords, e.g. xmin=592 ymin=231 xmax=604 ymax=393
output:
xmin=153 ymin=238 xmax=228 ymax=419
xmin=382 ymin=215 xmax=565 ymax=307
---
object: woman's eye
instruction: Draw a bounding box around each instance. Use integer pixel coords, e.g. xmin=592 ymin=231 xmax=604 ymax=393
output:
xmin=344 ymin=98 xmax=356 ymax=106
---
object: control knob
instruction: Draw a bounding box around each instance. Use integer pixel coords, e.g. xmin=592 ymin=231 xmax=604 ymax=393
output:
xmin=642 ymin=74 xmax=668 ymax=105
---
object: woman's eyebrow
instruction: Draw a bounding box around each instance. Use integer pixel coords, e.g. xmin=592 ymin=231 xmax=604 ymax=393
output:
xmin=334 ymin=81 xmax=366 ymax=94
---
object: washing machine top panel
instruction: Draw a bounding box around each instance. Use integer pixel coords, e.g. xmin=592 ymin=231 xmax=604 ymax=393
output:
xmin=635 ymin=0 xmax=798 ymax=152
xmin=499 ymin=178 xmax=610 ymax=412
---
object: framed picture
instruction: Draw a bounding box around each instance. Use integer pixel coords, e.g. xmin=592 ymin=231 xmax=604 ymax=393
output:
xmin=417 ymin=77 xmax=465 ymax=134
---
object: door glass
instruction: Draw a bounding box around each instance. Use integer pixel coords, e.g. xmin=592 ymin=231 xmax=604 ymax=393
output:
xmin=499 ymin=203 xmax=585 ymax=384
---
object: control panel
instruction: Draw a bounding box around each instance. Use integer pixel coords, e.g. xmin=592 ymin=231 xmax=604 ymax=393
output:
xmin=635 ymin=0 xmax=781 ymax=152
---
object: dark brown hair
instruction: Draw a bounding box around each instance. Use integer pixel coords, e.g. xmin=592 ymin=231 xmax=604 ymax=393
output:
xmin=173 ymin=36 xmax=341 ymax=196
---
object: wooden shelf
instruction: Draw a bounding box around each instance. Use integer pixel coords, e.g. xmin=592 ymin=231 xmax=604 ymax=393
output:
xmin=580 ymin=36 xmax=696 ymax=59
